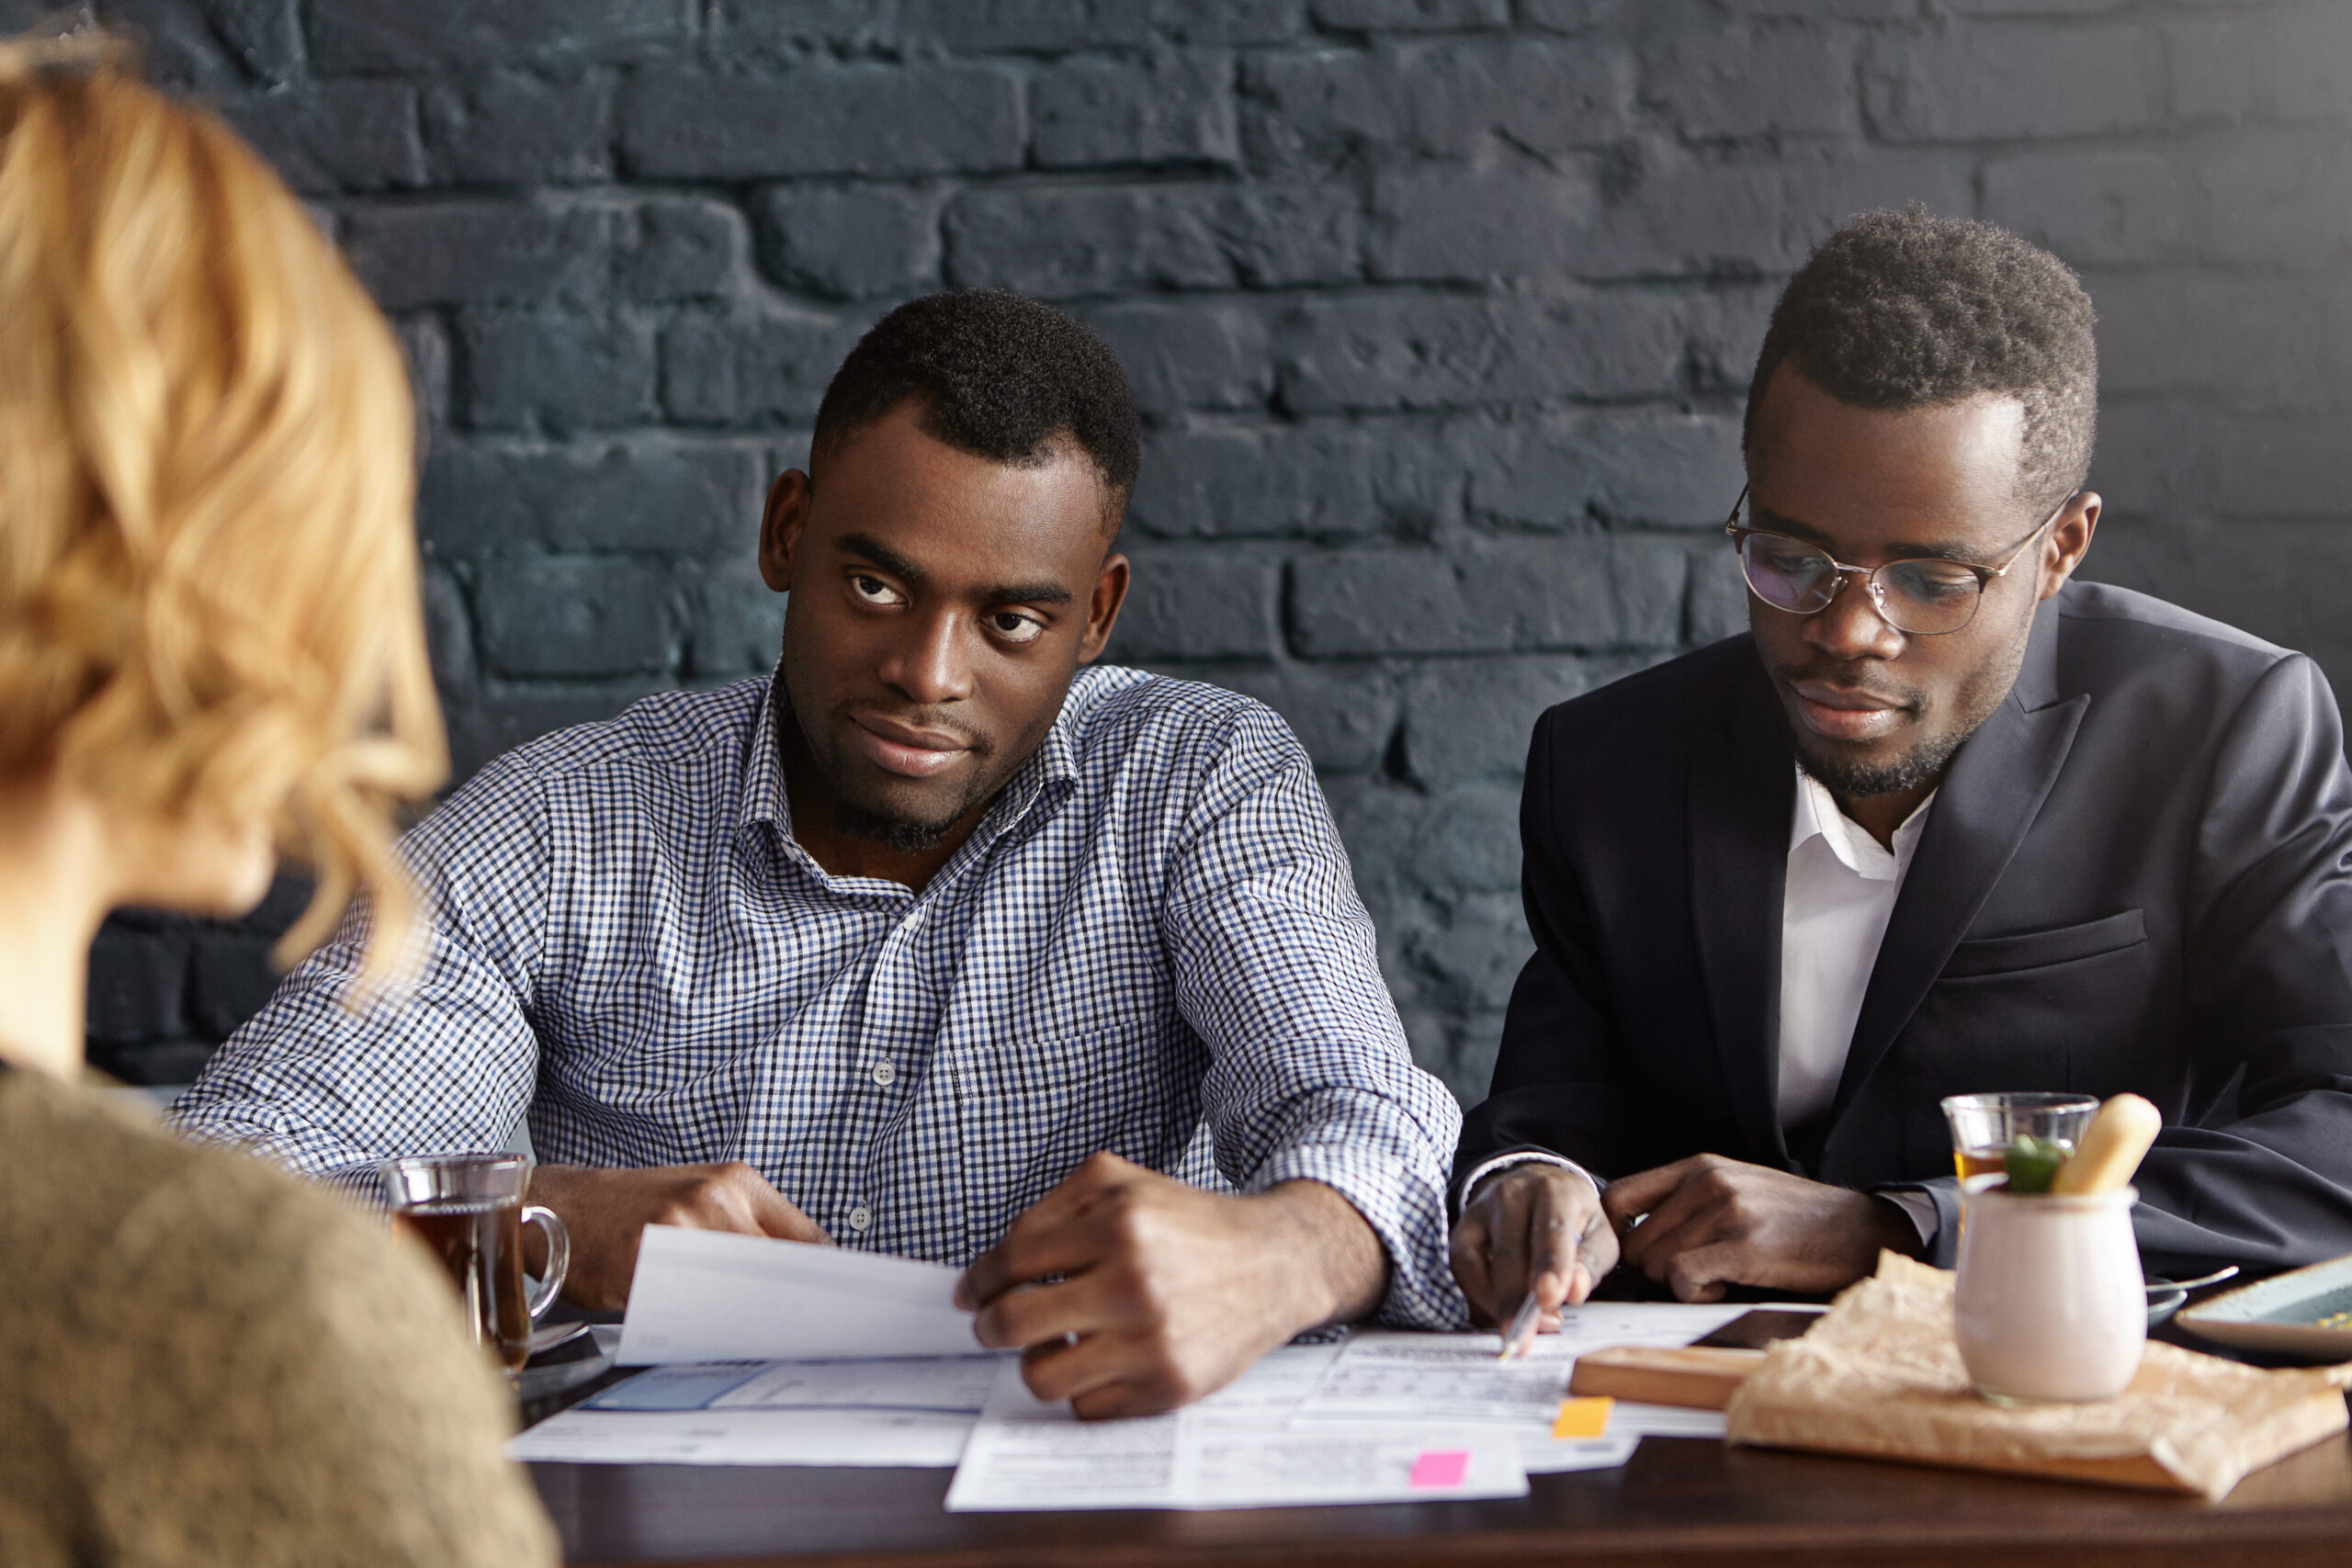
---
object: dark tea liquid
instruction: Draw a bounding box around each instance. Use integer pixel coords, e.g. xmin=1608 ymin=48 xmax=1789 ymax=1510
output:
xmin=396 ymin=1199 xmax=531 ymax=1371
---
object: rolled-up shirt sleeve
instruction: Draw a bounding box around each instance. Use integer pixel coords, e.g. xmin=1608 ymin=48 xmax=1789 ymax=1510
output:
xmin=168 ymin=750 xmax=554 ymax=1191
xmin=1159 ymin=706 xmax=1469 ymax=1330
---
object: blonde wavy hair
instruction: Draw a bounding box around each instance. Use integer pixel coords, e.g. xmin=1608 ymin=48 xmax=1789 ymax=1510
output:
xmin=0 ymin=31 xmax=446 ymax=980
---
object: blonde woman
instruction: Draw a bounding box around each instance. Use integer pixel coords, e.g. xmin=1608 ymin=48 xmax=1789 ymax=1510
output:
xmin=0 ymin=36 xmax=555 ymax=1568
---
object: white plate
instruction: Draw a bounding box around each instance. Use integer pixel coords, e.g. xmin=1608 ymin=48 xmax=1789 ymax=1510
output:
xmin=2174 ymin=1253 xmax=2352 ymax=1359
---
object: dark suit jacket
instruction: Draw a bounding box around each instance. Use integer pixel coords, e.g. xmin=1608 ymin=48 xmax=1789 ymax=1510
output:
xmin=1458 ymin=581 xmax=2352 ymax=1274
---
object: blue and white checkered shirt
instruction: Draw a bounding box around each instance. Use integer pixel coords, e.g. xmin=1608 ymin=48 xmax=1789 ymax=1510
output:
xmin=172 ymin=664 xmax=1466 ymax=1327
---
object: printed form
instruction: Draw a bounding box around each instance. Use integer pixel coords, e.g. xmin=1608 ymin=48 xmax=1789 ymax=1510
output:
xmin=945 ymin=1344 xmax=1530 ymax=1511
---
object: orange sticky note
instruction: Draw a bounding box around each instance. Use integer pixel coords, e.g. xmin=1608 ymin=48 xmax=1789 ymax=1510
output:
xmin=1553 ymin=1396 xmax=1613 ymax=1439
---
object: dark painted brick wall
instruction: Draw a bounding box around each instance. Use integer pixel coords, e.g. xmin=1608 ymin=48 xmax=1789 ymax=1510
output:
xmin=57 ymin=0 xmax=2352 ymax=1104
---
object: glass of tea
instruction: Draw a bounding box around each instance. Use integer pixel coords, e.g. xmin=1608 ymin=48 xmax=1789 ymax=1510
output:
xmin=380 ymin=1153 xmax=570 ymax=1373
xmin=1939 ymin=1093 xmax=2099 ymax=1190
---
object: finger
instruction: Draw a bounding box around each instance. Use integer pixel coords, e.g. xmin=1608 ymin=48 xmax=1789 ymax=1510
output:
xmin=733 ymin=1176 xmax=832 ymax=1245
xmin=1449 ymin=1210 xmax=1500 ymax=1326
xmin=1524 ymin=1179 xmax=1595 ymax=1311
xmin=1616 ymin=1168 xmax=1725 ymax=1275
xmin=1015 ymin=1331 xmax=1159 ymax=1412
xmin=957 ymin=1189 xmax=1127 ymax=1311
xmin=971 ymin=1269 xmax=1139 ymax=1352
xmin=1601 ymin=1157 xmax=1704 ymax=1229
xmin=1568 ymin=1213 xmax=1620 ymax=1304
xmin=1664 ymin=1242 xmax=1747 ymax=1303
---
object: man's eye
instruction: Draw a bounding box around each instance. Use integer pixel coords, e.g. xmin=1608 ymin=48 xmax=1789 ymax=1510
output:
xmin=1889 ymin=563 xmax=1978 ymax=602
xmin=988 ymin=611 xmax=1044 ymax=645
xmin=850 ymin=574 xmax=899 ymax=604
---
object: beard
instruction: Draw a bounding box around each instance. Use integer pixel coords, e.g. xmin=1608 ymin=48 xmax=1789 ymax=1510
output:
xmin=830 ymin=784 xmax=989 ymax=854
xmin=1774 ymin=607 xmax=2033 ymax=801
xmin=1792 ymin=723 xmax=1968 ymax=799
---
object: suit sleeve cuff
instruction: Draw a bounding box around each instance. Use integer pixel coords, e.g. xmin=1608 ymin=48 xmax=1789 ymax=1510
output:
xmin=1871 ymin=1181 xmax=1955 ymax=1265
xmin=1454 ymin=1148 xmax=1603 ymax=1216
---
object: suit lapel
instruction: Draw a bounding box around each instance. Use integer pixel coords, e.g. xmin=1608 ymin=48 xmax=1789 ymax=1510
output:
xmin=1827 ymin=597 xmax=2086 ymax=1124
xmin=1688 ymin=650 xmax=1797 ymax=1168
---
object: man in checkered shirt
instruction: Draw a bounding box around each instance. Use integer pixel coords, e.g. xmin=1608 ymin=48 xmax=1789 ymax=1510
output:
xmin=174 ymin=290 xmax=1467 ymax=1414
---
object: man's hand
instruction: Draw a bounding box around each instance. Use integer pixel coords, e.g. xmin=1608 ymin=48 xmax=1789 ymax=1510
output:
xmin=954 ymin=1152 xmax=1386 ymax=1419
xmin=1603 ymin=1155 xmax=1920 ymax=1303
xmin=1450 ymin=1163 xmax=1618 ymax=1330
xmin=527 ymin=1162 xmax=831 ymax=1311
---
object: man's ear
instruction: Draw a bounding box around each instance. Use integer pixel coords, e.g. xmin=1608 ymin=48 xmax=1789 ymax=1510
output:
xmin=1077 ymin=551 xmax=1130 ymax=665
xmin=2037 ymin=491 xmax=2100 ymax=601
xmin=758 ymin=470 xmax=812 ymax=593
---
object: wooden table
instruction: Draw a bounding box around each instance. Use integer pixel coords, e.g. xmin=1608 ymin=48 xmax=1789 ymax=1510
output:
xmin=530 ymin=1427 xmax=2352 ymax=1568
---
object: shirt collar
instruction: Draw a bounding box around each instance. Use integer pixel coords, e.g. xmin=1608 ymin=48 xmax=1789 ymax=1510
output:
xmin=1790 ymin=764 xmax=1934 ymax=882
xmin=737 ymin=660 xmax=1083 ymax=861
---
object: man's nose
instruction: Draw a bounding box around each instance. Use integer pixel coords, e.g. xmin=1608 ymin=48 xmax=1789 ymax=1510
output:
xmin=1804 ymin=570 xmax=1907 ymax=663
xmin=878 ymin=610 xmax=973 ymax=705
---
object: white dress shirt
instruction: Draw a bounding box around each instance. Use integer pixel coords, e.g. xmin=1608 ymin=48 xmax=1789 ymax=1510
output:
xmin=1460 ymin=767 xmax=1938 ymax=1236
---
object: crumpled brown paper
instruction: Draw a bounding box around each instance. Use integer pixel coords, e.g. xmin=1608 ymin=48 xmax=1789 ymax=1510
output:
xmin=1724 ymin=1253 xmax=2352 ymax=1498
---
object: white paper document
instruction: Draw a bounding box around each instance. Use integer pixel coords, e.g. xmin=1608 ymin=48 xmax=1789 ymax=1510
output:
xmin=615 ymin=1225 xmax=978 ymax=1364
xmin=945 ymin=1346 xmax=1529 ymax=1511
xmin=510 ymin=1353 xmax=1003 ymax=1467
xmin=511 ymin=1406 xmax=978 ymax=1466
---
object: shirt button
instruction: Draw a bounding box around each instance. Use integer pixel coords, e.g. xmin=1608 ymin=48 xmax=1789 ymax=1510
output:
xmin=848 ymin=1206 xmax=872 ymax=1232
xmin=870 ymin=1061 xmax=897 ymax=1087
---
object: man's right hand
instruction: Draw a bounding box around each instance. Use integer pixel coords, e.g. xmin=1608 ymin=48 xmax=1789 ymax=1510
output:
xmin=1449 ymin=1164 xmax=1618 ymax=1330
xmin=527 ymin=1162 xmax=831 ymax=1311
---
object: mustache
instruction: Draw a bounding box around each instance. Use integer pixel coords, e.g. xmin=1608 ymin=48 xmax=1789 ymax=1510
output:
xmin=1772 ymin=660 xmax=1927 ymax=711
xmin=835 ymin=701 xmax=994 ymax=759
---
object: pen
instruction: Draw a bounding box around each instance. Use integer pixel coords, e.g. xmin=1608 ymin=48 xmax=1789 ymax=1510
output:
xmin=1497 ymin=1288 xmax=1544 ymax=1362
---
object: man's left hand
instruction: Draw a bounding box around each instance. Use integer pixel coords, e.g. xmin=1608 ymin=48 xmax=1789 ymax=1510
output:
xmin=1602 ymin=1154 xmax=1922 ymax=1302
xmin=954 ymin=1152 xmax=1387 ymax=1418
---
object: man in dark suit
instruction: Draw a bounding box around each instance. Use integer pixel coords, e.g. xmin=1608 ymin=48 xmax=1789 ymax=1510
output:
xmin=1450 ymin=209 xmax=2352 ymax=1325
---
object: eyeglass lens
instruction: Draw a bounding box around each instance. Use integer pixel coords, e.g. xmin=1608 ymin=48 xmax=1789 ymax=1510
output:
xmin=1736 ymin=534 xmax=1986 ymax=635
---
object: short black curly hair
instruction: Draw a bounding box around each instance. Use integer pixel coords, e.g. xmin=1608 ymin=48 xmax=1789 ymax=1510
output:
xmin=811 ymin=288 xmax=1139 ymax=535
xmin=1744 ymin=209 xmax=2098 ymax=513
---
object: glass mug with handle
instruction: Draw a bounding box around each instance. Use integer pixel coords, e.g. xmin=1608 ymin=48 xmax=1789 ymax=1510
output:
xmin=380 ymin=1153 xmax=570 ymax=1373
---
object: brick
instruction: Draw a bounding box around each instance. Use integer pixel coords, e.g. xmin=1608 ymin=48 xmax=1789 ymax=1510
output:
xmin=660 ymin=305 xmax=865 ymax=426
xmin=1033 ymin=50 xmax=1239 ymax=169
xmin=422 ymin=438 xmax=764 ymax=557
xmin=1080 ymin=300 xmax=1274 ymax=415
xmin=687 ymin=558 xmax=787 ymax=680
xmin=1274 ymin=293 xmax=1686 ymax=413
xmin=1309 ymin=0 xmax=1510 ymax=30
xmin=339 ymin=198 xmax=617 ymax=310
xmin=86 ymin=926 xmax=188 ymax=1043
xmin=1982 ymin=148 xmax=2194 ymax=267
xmin=1129 ymin=423 xmax=1452 ymax=541
xmin=188 ymin=932 xmax=283 ymax=1039
xmin=1987 ymin=132 xmax=2352 ymax=270
xmin=1243 ymin=39 xmax=1634 ymax=171
xmin=2085 ymin=271 xmax=2319 ymax=407
xmin=444 ymin=685 xmax=666 ymax=779
xmin=1367 ymin=157 xmax=1600 ymax=282
xmin=460 ymin=308 xmax=659 ymax=434
xmin=1288 ymin=536 xmax=1686 ymax=656
xmin=395 ymin=314 xmax=452 ymax=432
xmin=1399 ymin=890 xmax=1530 ymax=1014
xmin=1684 ymin=283 xmax=1779 ymax=398
xmin=1400 ymin=656 xmax=1591 ymax=785
xmin=945 ymin=183 xmax=1358 ymax=298
xmin=753 ymin=185 xmax=944 ymax=300
xmin=1216 ymin=663 xmax=1398 ymax=773
xmin=1148 ymin=0 xmax=1306 ymax=46
xmin=1462 ymin=411 xmax=1745 ymax=530
xmin=2165 ymin=7 xmax=2352 ymax=129
xmin=1576 ymin=141 xmax=1978 ymax=281
xmin=1687 ymin=545 xmax=1751 ymax=645
xmin=1402 ymin=781 xmax=1521 ymax=895
xmin=623 ymin=65 xmax=1025 ymax=181
xmin=1863 ymin=23 xmax=2162 ymax=142
xmin=1108 ymin=551 xmax=1279 ymax=660
xmin=423 ymin=562 xmax=479 ymax=694
xmin=1517 ymin=0 xmax=1636 ymax=28
xmin=420 ymin=71 xmax=615 ymax=186
xmin=2206 ymin=417 xmax=2352 ymax=520
xmin=222 ymin=83 xmax=423 ymax=195
xmin=94 ymin=0 xmax=298 ymax=89
xmin=310 ymin=0 xmax=689 ymax=72
xmin=899 ymin=0 xmax=1154 ymax=51
xmin=711 ymin=0 xmax=899 ymax=52
xmin=619 ymin=197 xmax=752 ymax=300
xmin=474 ymin=556 xmax=675 ymax=678
xmin=1644 ymin=25 xmax=1856 ymax=140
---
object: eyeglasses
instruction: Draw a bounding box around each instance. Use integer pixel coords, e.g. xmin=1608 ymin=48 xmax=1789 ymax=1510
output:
xmin=1723 ymin=487 xmax=2072 ymax=637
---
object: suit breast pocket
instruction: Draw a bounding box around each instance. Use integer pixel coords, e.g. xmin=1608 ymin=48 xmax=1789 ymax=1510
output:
xmin=1939 ymin=908 xmax=2148 ymax=979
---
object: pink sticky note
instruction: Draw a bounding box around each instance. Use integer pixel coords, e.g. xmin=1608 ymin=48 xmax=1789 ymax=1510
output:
xmin=1408 ymin=1450 xmax=1472 ymax=1489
